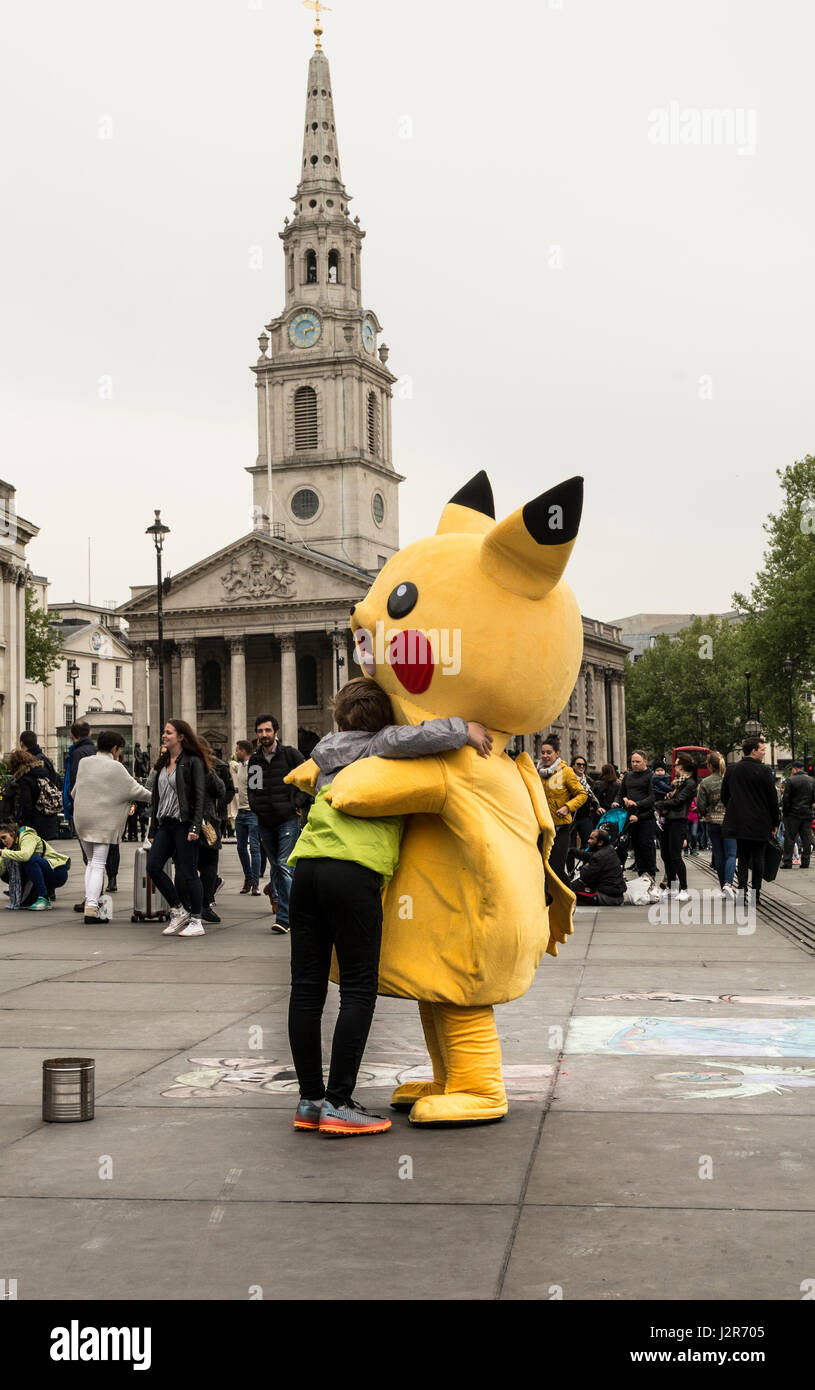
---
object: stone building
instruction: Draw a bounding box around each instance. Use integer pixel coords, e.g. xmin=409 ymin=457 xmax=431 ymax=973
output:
xmin=119 ymin=34 xmax=628 ymax=771
xmin=0 ymin=481 xmax=41 ymax=759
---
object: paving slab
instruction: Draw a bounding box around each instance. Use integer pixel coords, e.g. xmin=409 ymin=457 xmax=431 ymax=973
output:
xmin=56 ymin=958 xmax=295 ymax=984
xmin=501 ymin=1206 xmax=815 ymax=1300
xmin=0 ymin=1102 xmax=543 ymax=1204
xmin=0 ymin=1106 xmax=44 ymax=1147
xmin=526 ymin=1112 xmax=815 ymax=1208
xmin=1 ymin=1197 xmax=516 ymax=1300
xmin=550 ymin=1054 xmax=815 ymax=1115
xmin=0 ymin=1009 xmax=254 ymax=1049
xmin=0 ymin=981 xmax=280 ymax=1014
xmin=0 ymin=1048 xmax=182 ymax=1104
xmin=0 ymin=959 xmax=95 ymax=992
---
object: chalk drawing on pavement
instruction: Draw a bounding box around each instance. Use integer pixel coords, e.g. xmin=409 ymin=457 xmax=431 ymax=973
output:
xmin=161 ymin=1057 xmax=556 ymax=1100
xmin=583 ymin=992 xmax=815 ymax=1007
xmin=654 ymin=1063 xmax=815 ymax=1100
xmin=565 ymin=1016 xmax=815 ymax=1057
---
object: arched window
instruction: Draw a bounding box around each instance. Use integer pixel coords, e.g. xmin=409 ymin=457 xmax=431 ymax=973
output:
xmin=367 ymin=391 xmax=379 ymax=456
xmin=328 ymin=249 xmax=340 ymax=283
xmin=297 ymin=654 xmax=318 ymax=707
xmin=202 ymin=660 xmax=222 ymax=710
xmin=113 ymin=700 xmax=126 ymax=713
xmin=350 ymin=254 xmax=357 ymax=289
xmin=294 ymin=387 xmax=318 ymax=450
xmin=88 ymin=699 xmax=102 ymax=712
xmin=305 ymin=249 xmax=317 ymax=284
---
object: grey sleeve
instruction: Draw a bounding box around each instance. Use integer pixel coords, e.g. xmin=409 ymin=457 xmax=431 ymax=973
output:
xmin=365 ymin=718 xmax=470 ymax=760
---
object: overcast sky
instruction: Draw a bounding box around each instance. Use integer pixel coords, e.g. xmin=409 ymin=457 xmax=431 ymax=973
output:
xmin=2 ymin=0 xmax=813 ymax=625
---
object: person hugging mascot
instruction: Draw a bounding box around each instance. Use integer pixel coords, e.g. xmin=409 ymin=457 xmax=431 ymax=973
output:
xmin=286 ymin=471 xmax=584 ymax=1126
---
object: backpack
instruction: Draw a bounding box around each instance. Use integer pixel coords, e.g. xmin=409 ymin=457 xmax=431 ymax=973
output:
xmin=35 ymin=778 xmax=63 ymax=818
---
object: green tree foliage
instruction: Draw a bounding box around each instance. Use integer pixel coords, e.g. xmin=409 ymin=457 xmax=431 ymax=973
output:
xmin=24 ymin=585 xmax=62 ymax=685
xmin=732 ymin=456 xmax=815 ymax=747
xmin=625 ymin=616 xmax=750 ymax=760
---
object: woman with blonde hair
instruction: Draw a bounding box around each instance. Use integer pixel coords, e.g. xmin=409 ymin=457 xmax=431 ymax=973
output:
xmin=697 ymin=750 xmax=736 ymax=898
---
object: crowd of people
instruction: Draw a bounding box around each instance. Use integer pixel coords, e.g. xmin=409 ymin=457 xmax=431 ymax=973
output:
xmin=534 ymin=733 xmax=814 ymax=908
xmin=1 ymin=709 xmax=813 ymax=1138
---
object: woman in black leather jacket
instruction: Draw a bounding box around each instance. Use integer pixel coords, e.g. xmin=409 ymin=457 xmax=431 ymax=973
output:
xmin=654 ymin=753 xmax=698 ymax=898
xmin=147 ymin=719 xmax=211 ymax=936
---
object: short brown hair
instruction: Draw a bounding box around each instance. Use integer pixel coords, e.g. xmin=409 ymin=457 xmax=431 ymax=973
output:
xmin=71 ymin=721 xmax=90 ymax=740
xmin=332 ymin=678 xmax=393 ymax=734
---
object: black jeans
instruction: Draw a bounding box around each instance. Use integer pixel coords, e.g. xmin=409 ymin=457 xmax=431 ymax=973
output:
xmin=567 ymin=815 xmax=594 ymax=875
xmin=663 ymin=819 xmax=688 ymax=890
xmin=288 ymin=857 xmax=383 ymax=1107
xmin=783 ymin=813 xmax=812 ymax=868
xmin=629 ymin=817 xmax=657 ymax=877
xmin=147 ymin=818 xmax=203 ymax=917
xmin=198 ymin=834 xmax=221 ymax=907
xmin=548 ymin=824 xmax=572 ymax=884
xmin=737 ymin=839 xmax=766 ymax=896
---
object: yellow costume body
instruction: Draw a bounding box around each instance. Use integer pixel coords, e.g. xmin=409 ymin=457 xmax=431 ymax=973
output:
xmin=287 ymin=472 xmax=585 ymax=1125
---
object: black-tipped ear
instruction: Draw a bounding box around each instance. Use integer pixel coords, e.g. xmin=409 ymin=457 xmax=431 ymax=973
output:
xmin=522 ymin=476 xmax=583 ymax=545
xmin=448 ymin=471 xmax=495 ymax=519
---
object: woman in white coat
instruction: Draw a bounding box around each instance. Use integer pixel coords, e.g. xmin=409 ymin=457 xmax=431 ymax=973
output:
xmin=73 ymin=729 xmax=152 ymax=923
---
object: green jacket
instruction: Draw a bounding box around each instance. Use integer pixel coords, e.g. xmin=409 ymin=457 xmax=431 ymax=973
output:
xmin=288 ymin=786 xmax=403 ymax=882
xmin=0 ymin=825 xmax=70 ymax=871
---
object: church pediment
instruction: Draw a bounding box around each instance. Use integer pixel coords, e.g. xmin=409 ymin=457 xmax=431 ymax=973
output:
xmin=119 ymin=533 xmax=371 ymax=618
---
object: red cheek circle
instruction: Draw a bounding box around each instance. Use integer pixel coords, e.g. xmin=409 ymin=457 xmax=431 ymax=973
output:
xmin=387 ymin=629 xmax=434 ymax=694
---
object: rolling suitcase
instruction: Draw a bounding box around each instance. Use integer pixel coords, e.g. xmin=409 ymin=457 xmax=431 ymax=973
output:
xmin=131 ymin=845 xmax=172 ymax=922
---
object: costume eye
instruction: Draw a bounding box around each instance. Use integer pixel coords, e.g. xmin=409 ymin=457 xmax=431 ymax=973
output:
xmin=387 ymin=581 xmax=418 ymax=619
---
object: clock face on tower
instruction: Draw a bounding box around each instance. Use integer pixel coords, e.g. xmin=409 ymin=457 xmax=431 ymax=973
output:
xmin=289 ymin=310 xmax=322 ymax=349
xmin=362 ymin=316 xmax=376 ymax=354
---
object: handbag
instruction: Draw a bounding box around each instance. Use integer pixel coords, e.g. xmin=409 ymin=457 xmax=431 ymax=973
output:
xmin=763 ymin=836 xmax=782 ymax=883
xmin=201 ymin=820 xmax=218 ymax=846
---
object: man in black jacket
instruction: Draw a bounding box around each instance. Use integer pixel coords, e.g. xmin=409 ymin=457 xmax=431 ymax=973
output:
xmin=613 ymin=750 xmax=656 ymax=878
xmin=247 ymin=715 xmax=310 ymax=934
xmin=721 ymin=736 xmax=779 ymax=904
xmin=571 ymin=827 xmax=626 ymax=905
xmin=781 ymin=762 xmax=814 ymax=869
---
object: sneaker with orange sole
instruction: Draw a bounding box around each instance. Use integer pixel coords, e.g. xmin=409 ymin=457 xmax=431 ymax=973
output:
xmin=319 ymin=1099 xmax=391 ymax=1137
xmin=293 ymin=1098 xmax=324 ymax=1131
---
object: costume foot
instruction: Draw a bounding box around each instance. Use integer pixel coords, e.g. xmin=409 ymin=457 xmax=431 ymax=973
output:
xmin=408 ymin=1092 xmax=508 ymax=1126
xmin=389 ymin=1081 xmax=445 ymax=1111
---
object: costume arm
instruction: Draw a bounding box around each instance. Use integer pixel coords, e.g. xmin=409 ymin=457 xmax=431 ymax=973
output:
xmin=364 ymin=717 xmax=469 ymax=759
xmin=515 ymin=753 xmax=575 ymax=956
xmin=324 ymin=756 xmax=447 ymax=818
xmin=284 ymin=758 xmax=320 ymax=794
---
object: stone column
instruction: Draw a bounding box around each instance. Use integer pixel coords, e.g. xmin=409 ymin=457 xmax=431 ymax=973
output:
xmin=330 ymin=628 xmax=345 ymax=697
xmin=614 ymin=677 xmax=627 ymax=769
xmin=229 ymin=636 xmax=247 ymax=748
xmin=169 ymin=648 xmax=181 ymax=720
xmin=15 ymin=572 xmax=26 ymax=742
xmin=130 ymin=642 xmax=149 ymax=755
xmin=179 ymin=639 xmax=197 ymax=726
xmin=146 ymin=645 xmax=159 ymax=759
xmin=279 ymin=634 xmax=298 ymax=748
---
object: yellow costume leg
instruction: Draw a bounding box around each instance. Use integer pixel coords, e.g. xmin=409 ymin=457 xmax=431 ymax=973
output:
xmin=409 ymin=1003 xmax=508 ymax=1125
xmin=390 ymin=1000 xmax=447 ymax=1109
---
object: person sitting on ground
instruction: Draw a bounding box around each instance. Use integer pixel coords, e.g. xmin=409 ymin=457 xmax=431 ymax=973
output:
xmin=283 ymin=677 xmax=493 ymax=1138
xmin=0 ymin=820 xmax=71 ymax=910
xmin=72 ymin=728 xmax=152 ymax=924
xmin=570 ymin=826 xmax=626 ymax=905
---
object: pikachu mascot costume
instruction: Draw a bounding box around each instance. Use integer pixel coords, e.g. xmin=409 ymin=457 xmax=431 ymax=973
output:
xmin=288 ymin=471 xmax=584 ymax=1125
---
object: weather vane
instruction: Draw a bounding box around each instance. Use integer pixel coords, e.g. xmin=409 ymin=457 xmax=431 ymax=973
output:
xmin=303 ymin=0 xmax=331 ymax=51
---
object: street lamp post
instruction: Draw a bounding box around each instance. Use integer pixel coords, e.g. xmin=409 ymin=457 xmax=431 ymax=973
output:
xmin=744 ymin=670 xmax=752 ymax=722
xmin=782 ymin=655 xmax=795 ymax=762
xmin=696 ymin=706 xmax=705 ymax=747
xmin=67 ymin=660 xmax=80 ymax=725
xmin=603 ymin=666 xmax=615 ymax=767
xmin=333 ymin=622 xmax=346 ymax=692
xmin=145 ymin=511 xmax=170 ymax=740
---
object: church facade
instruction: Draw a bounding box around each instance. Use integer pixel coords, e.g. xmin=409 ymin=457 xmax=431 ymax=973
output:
xmin=119 ymin=35 xmax=629 ymax=772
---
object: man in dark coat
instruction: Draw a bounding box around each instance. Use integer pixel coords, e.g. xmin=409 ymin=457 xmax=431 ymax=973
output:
xmin=781 ymin=762 xmax=814 ymax=869
xmin=613 ymin=750 xmax=657 ymax=877
xmin=571 ymin=826 xmax=626 ymax=905
xmin=721 ymin=736 xmax=779 ymax=904
xmin=247 ymin=714 xmax=310 ymax=934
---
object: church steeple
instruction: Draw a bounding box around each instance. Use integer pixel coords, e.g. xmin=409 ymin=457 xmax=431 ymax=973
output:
xmin=248 ymin=23 xmax=403 ymax=575
xmin=297 ymin=48 xmax=347 ymax=214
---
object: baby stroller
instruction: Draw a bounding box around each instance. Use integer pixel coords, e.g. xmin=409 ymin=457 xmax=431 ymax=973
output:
xmin=595 ymin=806 xmax=631 ymax=867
